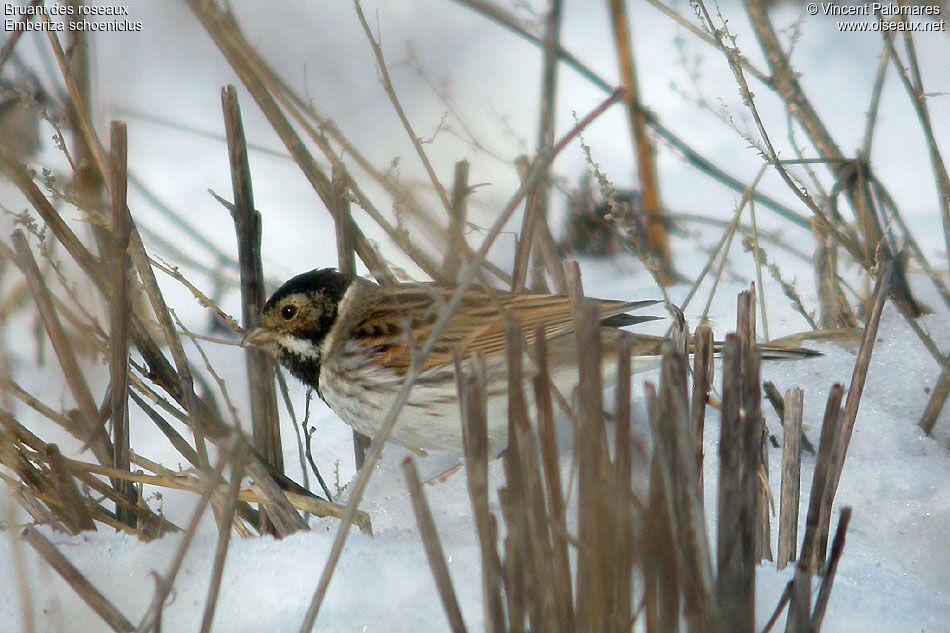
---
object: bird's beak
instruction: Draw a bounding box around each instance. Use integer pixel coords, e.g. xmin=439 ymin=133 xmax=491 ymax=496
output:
xmin=244 ymin=327 xmax=274 ymax=350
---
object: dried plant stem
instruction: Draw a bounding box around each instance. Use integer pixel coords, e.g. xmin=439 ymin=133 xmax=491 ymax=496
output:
xmin=108 ymin=121 xmax=136 ymax=527
xmin=810 ymin=507 xmax=852 ymax=630
xmin=511 ymin=0 xmax=562 ymax=293
xmin=11 ymin=231 xmax=111 ymax=465
xmin=22 ymin=527 xmax=135 ymax=633
xmin=799 ymin=384 xmax=845 ymax=573
xmin=777 ymin=388 xmax=803 ymax=571
xmin=443 ymin=160 xmax=470 ymax=281
xmin=136 ymin=433 xmax=240 ymax=633
xmin=403 ymin=457 xmax=469 ymax=633
xmin=608 ymin=0 xmax=672 ymax=283
xmin=198 ymin=443 xmax=247 ymax=633
xmin=222 ymin=86 xmax=284 ymax=494
xmin=458 ymin=353 xmax=505 ymax=633
xmin=330 ymin=164 xmax=371 ymax=469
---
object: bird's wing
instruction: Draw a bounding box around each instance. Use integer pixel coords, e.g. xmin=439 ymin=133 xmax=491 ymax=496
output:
xmin=350 ymin=283 xmax=658 ymax=372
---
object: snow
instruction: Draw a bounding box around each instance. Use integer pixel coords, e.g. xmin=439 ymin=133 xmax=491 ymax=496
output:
xmin=2 ymin=0 xmax=949 ymax=631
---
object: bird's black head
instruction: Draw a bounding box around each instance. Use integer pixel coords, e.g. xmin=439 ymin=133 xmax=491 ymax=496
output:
xmin=249 ymin=268 xmax=355 ymax=390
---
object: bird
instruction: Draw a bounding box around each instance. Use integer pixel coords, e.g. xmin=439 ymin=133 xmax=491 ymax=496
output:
xmin=245 ymin=268 xmax=670 ymax=454
xmin=246 ymin=268 xmax=817 ymax=455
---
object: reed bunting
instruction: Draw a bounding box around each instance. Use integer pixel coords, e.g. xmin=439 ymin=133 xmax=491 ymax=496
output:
xmin=248 ymin=268 xmax=819 ymax=454
xmin=246 ymin=268 xmax=671 ymax=453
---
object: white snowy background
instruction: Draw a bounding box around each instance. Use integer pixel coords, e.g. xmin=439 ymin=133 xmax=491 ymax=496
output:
xmin=0 ymin=0 xmax=948 ymax=631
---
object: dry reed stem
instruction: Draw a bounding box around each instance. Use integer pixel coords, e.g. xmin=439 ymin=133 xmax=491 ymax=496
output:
xmin=329 ymin=164 xmax=371 ymax=469
xmin=799 ymin=383 xmax=845 ymax=573
xmin=643 ymin=385 xmax=679 ymax=633
xmin=815 ymin=264 xmax=891 ymax=561
xmin=786 ymin=560 xmax=812 ymax=633
xmin=810 ymin=506 xmax=852 ymax=631
xmin=510 ymin=0 xmax=562 ymax=294
xmin=457 ymin=353 xmax=505 ymax=633
xmin=443 ymin=160 xmax=470 ymax=282
xmin=608 ymin=0 xmax=672 ymax=283
xmin=716 ymin=334 xmax=752 ymax=633
xmin=777 ymin=388 xmax=803 ymax=571
xmin=22 ymin=526 xmax=135 ymax=633
xmin=691 ymin=326 xmax=714 ymax=488
xmin=222 ymin=86 xmax=283 ymax=491
xmin=245 ymin=460 xmax=309 ymax=537
xmin=613 ymin=332 xmax=635 ymax=633
xmin=198 ymin=442 xmax=247 ymax=633
xmin=574 ymin=301 xmax=610 ymax=633
xmin=650 ymin=341 xmax=719 ymax=633
xmin=108 ymin=121 xmax=136 ymax=527
xmin=11 ymin=231 xmax=112 ymax=465
xmin=403 ymin=457 xmax=469 ymax=633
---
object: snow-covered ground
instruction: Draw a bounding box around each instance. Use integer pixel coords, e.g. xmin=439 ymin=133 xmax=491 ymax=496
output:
xmin=1 ymin=1 xmax=948 ymax=631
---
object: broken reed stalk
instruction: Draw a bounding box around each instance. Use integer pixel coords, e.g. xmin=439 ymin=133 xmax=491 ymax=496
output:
xmin=403 ymin=457 xmax=469 ymax=633
xmin=799 ymin=384 xmax=845 ymax=572
xmin=649 ymin=338 xmax=719 ymax=632
xmin=643 ymin=386 xmax=680 ymax=633
xmin=531 ymin=326 xmax=575 ymax=629
xmin=330 ymin=164 xmax=371 ymax=470
xmin=457 ymin=351 xmax=506 ymax=633
xmin=715 ymin=334 xmax=754 ymax=633
xmin=108 ymin=120 xmax=136 ymax=528
xmin=245 ymin=460 xmax=309 ymax=537
xmin=691 ymin=325 xmax=713 ymax=488
xmin=613 ymin=332 xmax=634 ymax=633
xmin=574 ymin=301 xmax=610 ymax=633
xmin=443 ymin=160 xmax=470 ymax=282
xmin=222 ymin=86 xmax=284 ymax=492
xmin=22 ymin=527 xmax=135 ymax=633
xmin=777 ymin=388 xmax=803 ymax=571
xmin=607 ymin=0 xmax=672 ymax=283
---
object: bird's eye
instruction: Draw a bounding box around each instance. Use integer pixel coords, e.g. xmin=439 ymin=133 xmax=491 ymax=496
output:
xmin=280 ymin=305 xmax=298 ymax=320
